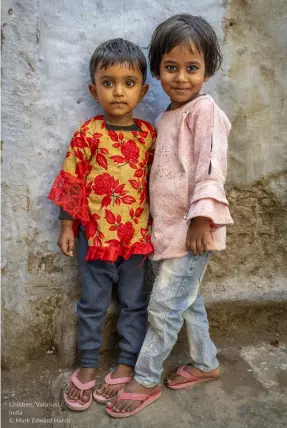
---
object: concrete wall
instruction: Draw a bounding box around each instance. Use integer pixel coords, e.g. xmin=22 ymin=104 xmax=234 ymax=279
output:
xmin=2 ymin=0 xmax=287 ymax=368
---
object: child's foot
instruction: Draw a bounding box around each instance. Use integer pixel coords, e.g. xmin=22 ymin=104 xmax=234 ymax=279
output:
xmin=165 ymin=364 xmax=220 ymax=387
xmin=66 ymin=367 xmax=97 ymax=402
xmin=95 ymin=364 xmax=134 ymax=400
xmin=106 ymin=379 xmax=160 ymax=413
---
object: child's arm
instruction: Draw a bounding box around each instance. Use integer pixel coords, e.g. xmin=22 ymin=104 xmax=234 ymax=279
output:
xmin=57 ymin=220 xmax=75 ymax=257
xmin=186 ymin=99 xmax=233 ymax=256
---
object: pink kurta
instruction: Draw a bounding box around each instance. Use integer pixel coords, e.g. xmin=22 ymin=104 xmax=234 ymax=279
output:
xmin=149 ymin=94 xmax=233 ymax=261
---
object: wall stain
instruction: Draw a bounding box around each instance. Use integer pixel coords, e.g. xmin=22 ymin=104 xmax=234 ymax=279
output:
xmin=260 ymin=64 xmax=275 ymax=81
xmin=1 ymin=29 xmax=5 ymax=48
xmin=36 ymin=14 xmax=40 ymax=45
xmin=25 ymin=56 xmax=35 ymax=72
xmin=27 ymin=252 xmax=64 ymax=274
xmin=26 ymin=186 xmax=30 ymax=211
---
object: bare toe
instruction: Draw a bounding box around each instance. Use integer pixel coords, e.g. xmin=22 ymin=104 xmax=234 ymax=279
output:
xmin=81 ymin=390 xmax=91 ymax=402
xmin=104 ymin=386 xmax=114 ymax=398
xmin=106 ymin=396 xmax=117 ymax=408
xmin=110 ymin=387 xmax=118 ymax=398
xmin=165 ymin=371 xmax=183 ymax=386
xmin=121 ymin=401 xmax=131 ymax=412
xmin=73 ymin=390 xmax=81 ymax=400
xmin=102 ymin=385 xmax=110 ymax=398
xmin=96 ymin=384 xmax=104 ymax=394
xmin=113 ymin=401 xmax=125 ymax=412
xmin=68 ymin=385 xmax=75 ymax=398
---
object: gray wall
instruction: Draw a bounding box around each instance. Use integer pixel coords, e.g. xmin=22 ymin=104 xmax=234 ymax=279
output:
xmin=2 ymin=0 xmax=287 ymax=368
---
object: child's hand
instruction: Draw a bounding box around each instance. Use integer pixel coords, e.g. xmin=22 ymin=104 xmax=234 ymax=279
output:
xmin=57 ymin=220 xmax=75 ymax=257
xmin=186 ymin=217 xmax=213 ymax=256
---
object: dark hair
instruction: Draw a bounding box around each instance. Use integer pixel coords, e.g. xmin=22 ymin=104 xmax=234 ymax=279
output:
xmin=149 ymin=14 xmax=222 ymax=77
xmin=89 ymin=38 xmax=147 ymax=83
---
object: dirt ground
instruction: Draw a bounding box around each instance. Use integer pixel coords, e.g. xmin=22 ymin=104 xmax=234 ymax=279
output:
xmin=2 ymin=321 xmax=287 ymax=428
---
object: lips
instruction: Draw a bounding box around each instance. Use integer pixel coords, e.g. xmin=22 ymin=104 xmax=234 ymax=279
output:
xmin=172 ymin=87 xmax=189 ymax=91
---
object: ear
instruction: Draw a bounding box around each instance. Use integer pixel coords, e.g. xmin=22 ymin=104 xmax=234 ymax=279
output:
xmin=203 ymin=75 xmax=210 ymax=83
xmin=89 ymin=84 xmax=99 ymax=102
xmin=139 ymin=83 xmax=149 ymax=101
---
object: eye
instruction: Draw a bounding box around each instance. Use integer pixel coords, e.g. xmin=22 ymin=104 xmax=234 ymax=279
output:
xmin=187 ymin=65 xmax=198 ymax=72
xmin=166 ymin=65 xmax=177 ymax=72
xmin=126 ymin=80 xmax=135 ymax=87
xmin=103 ymin=80 xmax=113 ymax=87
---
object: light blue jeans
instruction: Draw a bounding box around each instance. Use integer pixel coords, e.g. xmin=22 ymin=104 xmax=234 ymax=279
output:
xmin=134 ymin=252 xmax=219 ymax=387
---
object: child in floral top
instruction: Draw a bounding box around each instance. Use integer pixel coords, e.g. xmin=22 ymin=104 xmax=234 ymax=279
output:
xmin=48 ymin=38 xmax=155 ymax=411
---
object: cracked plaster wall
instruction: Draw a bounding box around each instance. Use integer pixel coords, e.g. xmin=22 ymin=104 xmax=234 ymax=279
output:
xmin=1 ymin=0 xmax=287 ymax=367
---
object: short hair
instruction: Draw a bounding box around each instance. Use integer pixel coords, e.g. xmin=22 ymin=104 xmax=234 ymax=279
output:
xmin=89 ymin=38 xmax=147 ymax=83
xmin=149 ymin=14 xmax=222 ymax=78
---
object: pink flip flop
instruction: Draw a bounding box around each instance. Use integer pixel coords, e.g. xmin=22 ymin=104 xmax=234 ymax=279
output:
xmin=63 ymin=369 xmax=96 ymax=411
xmin=93 ymin=372 xmax=133 ymax=404
xmin=166 ymin=365 xmax=219 ymax=390
xmin=106 ymin=388 xmax=161 ymax=418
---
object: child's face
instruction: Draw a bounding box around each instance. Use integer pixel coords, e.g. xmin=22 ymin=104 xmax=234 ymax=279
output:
xmin=158 ymin=42 xmax=209 ymax=110
xmin=89 ymin=63 xmax=148 ymax=124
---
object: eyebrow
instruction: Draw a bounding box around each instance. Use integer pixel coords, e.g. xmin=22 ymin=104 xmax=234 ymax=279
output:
xmin=99 ymin=75 xmax=140 ymax=80
xmin=163 ymin=60 xmax=201 ymax=66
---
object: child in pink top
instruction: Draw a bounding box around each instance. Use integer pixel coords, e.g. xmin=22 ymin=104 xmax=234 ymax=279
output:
xmin=107 ymin=14 xmax=233 ymax=418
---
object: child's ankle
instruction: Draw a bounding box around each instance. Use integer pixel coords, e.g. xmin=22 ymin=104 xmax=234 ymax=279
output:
xmin=114 ymin=364 xmax=134 ymax=376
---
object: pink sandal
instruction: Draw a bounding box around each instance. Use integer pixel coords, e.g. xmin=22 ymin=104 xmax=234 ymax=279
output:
xmin=106 ymin=388 xmax=161 ymax=418
xmin=63 ymin=369 xmax=96 ymax=411
xmin=166 ymin=365 xmax=219 ymax=390
xmin=93 ymin=372 xmax=133 ymax=404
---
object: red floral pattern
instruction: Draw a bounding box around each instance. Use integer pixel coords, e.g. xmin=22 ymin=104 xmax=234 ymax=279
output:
xmin=48 ymin=116 xmax=156 ymax=261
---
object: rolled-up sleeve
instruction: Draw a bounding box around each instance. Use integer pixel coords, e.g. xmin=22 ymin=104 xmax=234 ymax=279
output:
xmin=187 ymin=99 xmax=233 ymax=226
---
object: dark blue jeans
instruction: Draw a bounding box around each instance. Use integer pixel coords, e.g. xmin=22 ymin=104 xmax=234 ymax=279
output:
xmin=76 ymin=226 xmax=148 ymax=368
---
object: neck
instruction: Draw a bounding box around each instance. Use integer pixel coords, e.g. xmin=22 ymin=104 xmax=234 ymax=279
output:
xmin=170 ymin=101 xmax=185 ymax=111
xmin=170 ymin=92 xmax=202 ymax=111
xmin=104 ymin=113 xmax=134 ymax=127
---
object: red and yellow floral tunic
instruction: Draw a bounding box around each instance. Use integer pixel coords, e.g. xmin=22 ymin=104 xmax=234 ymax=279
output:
xmin=49 ymin=115 xmax=156 ymax=261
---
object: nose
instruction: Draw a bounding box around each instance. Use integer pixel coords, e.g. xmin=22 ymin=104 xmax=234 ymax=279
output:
xmin=174 ymin=69 xmax=188 ymax=82
xmin=113 ymin=83 xmax=124 ymax=97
